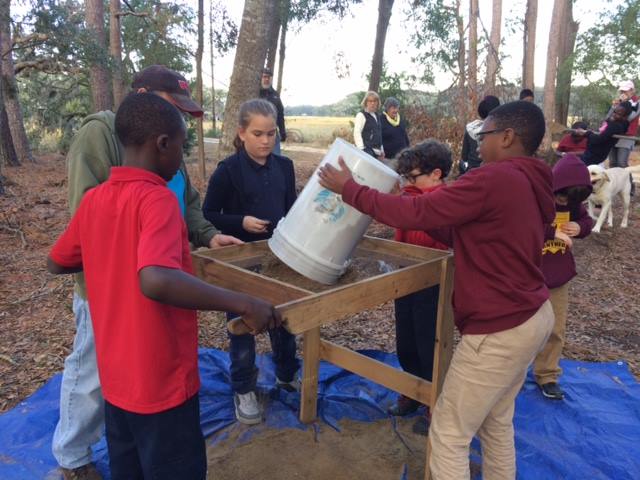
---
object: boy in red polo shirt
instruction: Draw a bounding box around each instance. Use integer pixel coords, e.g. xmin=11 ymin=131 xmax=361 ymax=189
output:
xmin=318 ymin=101 xmax=556 ymax=479
xmin=48 ymin=93 xmax=279 ymax=479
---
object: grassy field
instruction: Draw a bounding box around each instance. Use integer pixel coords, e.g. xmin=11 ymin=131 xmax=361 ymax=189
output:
xmin=203 ymin=116 xmax=353 ymax=147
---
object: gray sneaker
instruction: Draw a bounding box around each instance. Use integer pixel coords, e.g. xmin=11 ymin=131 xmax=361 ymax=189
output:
xmin=234 ymin=391 xmax=262 ymax=425
xmin=276 ymin=375 xmax=301 ymax=392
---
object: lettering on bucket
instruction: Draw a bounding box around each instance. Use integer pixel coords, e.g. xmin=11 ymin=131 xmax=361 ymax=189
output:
xmin=313 ymin=189 xmax=346 ymax=223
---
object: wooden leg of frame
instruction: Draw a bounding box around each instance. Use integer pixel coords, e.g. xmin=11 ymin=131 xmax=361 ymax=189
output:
xmin=425 ymin=257 xmax=455 ymax=480
xmin=300 ymin=327 xmax=321 ymax=423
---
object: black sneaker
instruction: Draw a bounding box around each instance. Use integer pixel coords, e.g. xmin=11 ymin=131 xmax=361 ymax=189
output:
xmin=387 ymin=395 xmax=420 ymax=416
xmin=539 ymin=382 xmax=564 ymax=400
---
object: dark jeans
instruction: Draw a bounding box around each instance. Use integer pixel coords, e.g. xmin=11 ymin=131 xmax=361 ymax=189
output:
xmin=104 ymin=394 xmax=206 ymax=480
xmin=226 ymin=313 xmax=299 ymax=394
xmin=394 ymin=285 xmax=439 ymax=383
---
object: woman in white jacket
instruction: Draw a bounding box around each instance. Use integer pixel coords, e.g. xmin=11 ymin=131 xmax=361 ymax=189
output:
xmin=353 ymin=91 xmax=384 ymax=160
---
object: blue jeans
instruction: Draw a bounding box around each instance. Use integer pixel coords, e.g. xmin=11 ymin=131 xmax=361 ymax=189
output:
xmin=52 ymin=293 xmax=103 ymax=469
xmin=273 ymin=132 xmax=281 ymax=155
xmin=226 ymin=313 xmax=299 ymax=394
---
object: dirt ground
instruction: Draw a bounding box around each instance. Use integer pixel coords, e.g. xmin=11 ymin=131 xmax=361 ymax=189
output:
xmin=0 ymin=145 xmax=639 ymax=478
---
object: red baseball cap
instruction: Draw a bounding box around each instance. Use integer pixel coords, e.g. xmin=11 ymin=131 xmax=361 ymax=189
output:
xmin=131 ymin=65 xmax=204 ymax=117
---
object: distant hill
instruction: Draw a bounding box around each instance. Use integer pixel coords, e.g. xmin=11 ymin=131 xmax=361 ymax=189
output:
xmin=286 ymin=89 xmax=436 ymax=117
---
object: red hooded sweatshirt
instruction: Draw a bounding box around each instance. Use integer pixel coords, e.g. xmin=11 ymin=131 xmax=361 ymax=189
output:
xmin=342 ymin=156 xmax=555 ymax=335
xmin=393 ymin=185 xmax=449 ymax=250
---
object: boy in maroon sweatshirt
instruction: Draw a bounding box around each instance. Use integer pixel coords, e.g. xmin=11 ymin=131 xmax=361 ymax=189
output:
xmin=535 ymin=154 xmax=593 ymax=400
xmin=319 ymin=101 xmax=556 ymax=479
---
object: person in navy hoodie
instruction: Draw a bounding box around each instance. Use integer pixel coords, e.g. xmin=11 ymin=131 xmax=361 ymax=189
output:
xmin=202 ymin=98 xmax=300 ymax=426
xmin=534 ymin=154 xmax=593 ymax=400
xmin=386 ymin=140 xmax=451 ymax=438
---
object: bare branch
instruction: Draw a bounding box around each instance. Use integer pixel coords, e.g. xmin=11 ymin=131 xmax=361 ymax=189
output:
xmin=115 ymin=11 xmax=148 ymax=18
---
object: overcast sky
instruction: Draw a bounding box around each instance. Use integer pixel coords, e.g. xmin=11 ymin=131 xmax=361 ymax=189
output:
xmin=204 ymin=0 xmax=616 ymax=107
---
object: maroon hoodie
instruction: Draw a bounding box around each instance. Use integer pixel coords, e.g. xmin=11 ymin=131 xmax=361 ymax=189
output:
xmin=342 ymin=156 xmax=555 ymax=335
xmin=542 ymin=154 xmax=593 ymax=289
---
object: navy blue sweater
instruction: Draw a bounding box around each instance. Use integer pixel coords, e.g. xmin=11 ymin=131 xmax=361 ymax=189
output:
xmin=202 ymin=149 xmax=297 ymax=242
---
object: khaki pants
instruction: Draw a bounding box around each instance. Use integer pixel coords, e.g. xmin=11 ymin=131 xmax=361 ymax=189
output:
xmin=429 ymin=301 xmax=554 ymax=480
xmin=533 ymin=284 xmax=569 ymax=385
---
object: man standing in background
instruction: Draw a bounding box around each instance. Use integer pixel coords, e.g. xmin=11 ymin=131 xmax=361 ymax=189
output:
xmin=259 ymin=68 xmax=287 ymax=154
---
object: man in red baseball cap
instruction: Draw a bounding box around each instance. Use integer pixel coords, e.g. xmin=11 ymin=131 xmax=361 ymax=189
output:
xmin=131 ymin=65 xmax=204 ymax=117
xmin=53 ymin=65 xmax=240 ymax=480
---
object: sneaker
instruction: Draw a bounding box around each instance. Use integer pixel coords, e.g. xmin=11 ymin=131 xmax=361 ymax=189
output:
xmin=60 ymin=464 xmax=102 ymax=480
xmin=387 ymin=395 xmax=420 ymax=416
xmin=276 ymin=375 xmax=301 ymax=393
xmin=234 ymin=391 xmax=262 ymax=425
xmin=539 ymin=382 xmax=564 ymax=400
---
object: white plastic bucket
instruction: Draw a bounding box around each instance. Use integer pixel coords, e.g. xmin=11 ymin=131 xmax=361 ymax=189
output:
xmin=269 ymin=138 xmax=399 ymax=285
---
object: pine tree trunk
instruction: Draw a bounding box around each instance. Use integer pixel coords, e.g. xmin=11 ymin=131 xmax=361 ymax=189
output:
xmin=276 ymin=10 xmax=287 ymax=95
xmin=542 ymin=0 xmax=568 ymax=150
xmin=484 ymin=0 xmax=502 ymax=94
xmin=109 ymin=0 xmax=125 ymax=108
xmin=265 ymin=0 xmax=281 ymax=74
xmin=196 ymin=0 xmax=205 ymax=179
xmin=368 ymin=0 xmax=394 ymax=93
xmin=555 ymin=1 xmax=578 ymax=127
xmin=1 ymin=107 xmax=18 ymax=166
xmin=455 ymin=0 xmax=466 ymax=122
xmin=522 ymin=0 xmax=538 ymax=90
xmin=86 ymin=0 xmax=112 ymax=112
xmin=220 ymin=0 xmax=276 ymax=160
xmin=468 ymin=0 xmax=478 ymax=109
xmin=0 ymin=0 xmax=33 ymax=163
xmin=209 ymin=0 xmax=216 ymax=135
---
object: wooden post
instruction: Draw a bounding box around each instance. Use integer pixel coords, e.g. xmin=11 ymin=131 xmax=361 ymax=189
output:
xmin=300 ymin=327 xmax=321 ymax=423
xmin=425 ymin=257 xmax=455 ymax=480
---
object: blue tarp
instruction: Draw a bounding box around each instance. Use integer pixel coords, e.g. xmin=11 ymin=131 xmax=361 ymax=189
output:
xmin=0 ymin=349 xmax=638 ymax=479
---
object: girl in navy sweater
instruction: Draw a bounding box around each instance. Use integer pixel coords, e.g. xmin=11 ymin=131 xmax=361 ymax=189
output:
xmin=202 ymin=99 xmax=299 ymax=425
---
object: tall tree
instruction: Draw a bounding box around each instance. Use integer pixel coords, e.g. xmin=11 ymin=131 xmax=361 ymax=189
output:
xmin=542 ymin=0 xmax=568 ymax=149
xmin=468 ymin=0 xmax=478 ymax=108
xmin=368 ymin=0 xmax=394 ymax=93
xmin=265 ymin=0 xmax=281 ymax=73
xmin=555 ymin=1 xmax=578 ymax=126
xmin=484 ymin=0 xmax=502 ymax=94
xmin=196 ymin=0 xmax=205 ymax=178
xmin=109 ymin=0 xmax=125 ymax=107
xmin=0 ymin=108 xmax=18 ymax=166
xmin=0 ymin=0 xmax=33 ymax=163
xmin=276 ymin=1 xmax=288 ymax=94
xmin=208 ymin=1 xmax=238 ymax=137
xmin=85 ymin=0 xmax=112 ymax=111
xmin=522 ymin=0 xmax=537 ymax=90
xmin=209 ymin=0 xmax=216 ymax=134
xmin=454 ymin=0 xmax=465 ymax=112
xmin=219 ymin=0 xmax=276 ymax=159
xmin=575 ymin=0 xmax=640 ymax=84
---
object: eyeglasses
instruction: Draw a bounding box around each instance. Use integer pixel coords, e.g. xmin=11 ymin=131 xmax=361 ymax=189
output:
xmin=476 ymin=128 xmax=506 ymax=139
xmin=402 ymin=172 xmax=429 ymax=183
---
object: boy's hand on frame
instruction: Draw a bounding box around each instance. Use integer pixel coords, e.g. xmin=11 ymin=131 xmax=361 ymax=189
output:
xmin=241 ymin=297 xmax=282 ymax=334
xmin=209 ymin=234 xmax=244 ymax=249
xmin=318 ymin=156 xmax=354 ymax=195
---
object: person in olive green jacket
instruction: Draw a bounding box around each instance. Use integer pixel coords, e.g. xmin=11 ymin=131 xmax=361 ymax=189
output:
xmin=53 ymin=66 xmax=241 ymax=480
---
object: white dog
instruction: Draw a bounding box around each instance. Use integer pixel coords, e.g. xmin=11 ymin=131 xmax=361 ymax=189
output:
xmin=587 ymin=164 xmax=640 ymax=233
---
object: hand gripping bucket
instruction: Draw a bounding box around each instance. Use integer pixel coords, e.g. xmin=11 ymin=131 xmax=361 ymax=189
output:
xmin=268 ymin=138 xmax=399 ymax=284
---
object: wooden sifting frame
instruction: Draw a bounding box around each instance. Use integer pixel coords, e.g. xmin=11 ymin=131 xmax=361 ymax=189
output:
xmin=192 ymin=235 xmax=454 ymax=480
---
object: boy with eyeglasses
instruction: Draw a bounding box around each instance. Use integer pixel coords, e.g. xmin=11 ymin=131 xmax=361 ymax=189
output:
xmin=387 ymin=141 xmax=451 ymax=437
xmin=318 ymin=101 xmax=556 ymax=479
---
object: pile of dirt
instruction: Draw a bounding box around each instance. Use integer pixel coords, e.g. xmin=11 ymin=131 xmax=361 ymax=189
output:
xmin=254 ymin=251 xmax=400 ymax=293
